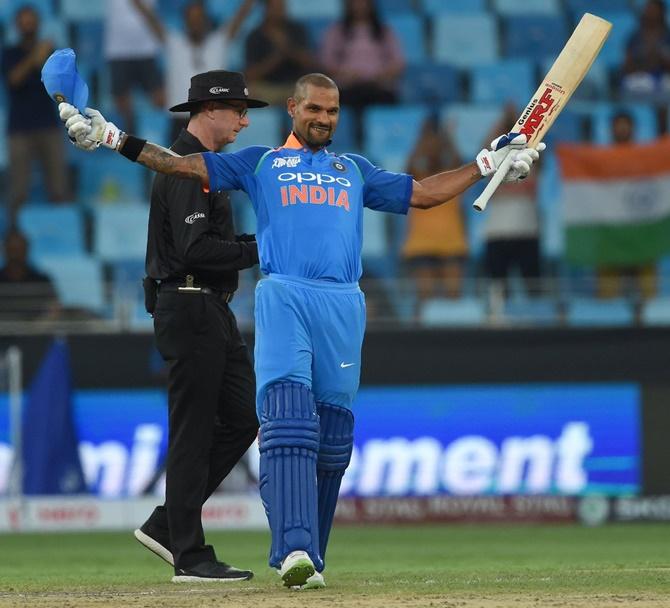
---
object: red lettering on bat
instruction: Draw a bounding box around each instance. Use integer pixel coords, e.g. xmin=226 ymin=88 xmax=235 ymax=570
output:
xmin=518 ymin=87 xmax=555 ymax=138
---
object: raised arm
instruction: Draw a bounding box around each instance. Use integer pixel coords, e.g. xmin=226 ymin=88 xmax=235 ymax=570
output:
xmin=409 ymin=163 xmax=482 ymax=209
xmin=59 ymin=103 xmax=209 ymax=187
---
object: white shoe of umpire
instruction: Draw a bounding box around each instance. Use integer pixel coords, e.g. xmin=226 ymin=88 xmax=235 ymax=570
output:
xmin=279 ymin=550 xmax=315 ymax=588
xmin=290 ymin=571 xmax=326 ymax=590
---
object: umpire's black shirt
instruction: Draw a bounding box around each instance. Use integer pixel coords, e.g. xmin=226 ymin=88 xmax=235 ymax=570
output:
xmin=146 ymin=129 xmax=258 ymax=291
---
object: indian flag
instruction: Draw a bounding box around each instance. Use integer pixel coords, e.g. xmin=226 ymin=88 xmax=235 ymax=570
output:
xmin=558 ymin=138 xmax=670 ymax=266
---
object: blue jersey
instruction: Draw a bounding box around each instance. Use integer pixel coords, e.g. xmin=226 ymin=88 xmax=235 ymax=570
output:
xmin=202 ymin=133 xmax=412 ymax=283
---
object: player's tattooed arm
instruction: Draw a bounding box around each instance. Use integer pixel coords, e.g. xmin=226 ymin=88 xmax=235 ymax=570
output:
xmin=124 ymin=137 xmax=208 ymax=186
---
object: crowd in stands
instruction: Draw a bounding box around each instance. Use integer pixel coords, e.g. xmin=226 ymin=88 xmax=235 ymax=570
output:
xmin=2 ymin=0 xmax=670 ymax=328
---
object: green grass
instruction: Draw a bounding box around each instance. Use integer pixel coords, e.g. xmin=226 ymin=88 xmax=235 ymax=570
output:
xmin=1 ymin=524 xmax=669 ymax=597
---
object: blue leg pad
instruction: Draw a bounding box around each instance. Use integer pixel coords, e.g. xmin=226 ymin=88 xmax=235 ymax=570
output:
xmin=316 ymin=402 xmax=354 ymax=570
xmin=259 ymin=382 xmax=322 ymax=570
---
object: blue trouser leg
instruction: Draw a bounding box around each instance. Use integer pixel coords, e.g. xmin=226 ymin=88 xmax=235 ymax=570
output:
xmin=259 ymin=381 xmax=323 ymax=570
xmin=316 ymin=402 xmax=354 ymax=571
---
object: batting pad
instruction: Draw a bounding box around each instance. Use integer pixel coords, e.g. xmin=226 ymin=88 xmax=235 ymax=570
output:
xmin=259 ymin=382 xmax=322 ymax=570
xmin=316 ymin=402 xmax=354 ymax=569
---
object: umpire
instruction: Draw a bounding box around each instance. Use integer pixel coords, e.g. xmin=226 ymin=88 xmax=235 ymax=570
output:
xmin=134 ymin=70 xmax=267 ymax=582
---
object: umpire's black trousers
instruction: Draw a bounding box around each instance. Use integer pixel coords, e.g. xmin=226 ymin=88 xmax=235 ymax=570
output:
xmin=152 ymin=290 xmax=259 ymax=569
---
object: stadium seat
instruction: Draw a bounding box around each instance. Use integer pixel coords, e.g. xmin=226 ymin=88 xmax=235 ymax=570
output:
xmin=537 ymin=151 xmax=564 ymax=260
xmin=93 ymin=203 xmax=149 ymax=263
xmin=0 ymin=108 xmax=6 ymax=170
xmin=363 ymin=105 xmax=428 ymax=172
xmin=504 ymin=297 xmax=560 ymax=326
xmin=400 ymin=63 xmax=461 ymax=105
xmin=421 ymin=0 xmax=486 ymax=15
xmin=641 ymin=297 xmax=670 ymax=326
xmin=493 ymin=0 xmax=561 ymax=16
xmin=469 ymin=59 xmax=535 ymax=109
xmin=540 ymin=54 xmax=610 ymax=101
xmin=593 ymin=12 xmax=637 ymax=69
xmin=582 ymin=102 xmax=658 ymax=145
xmin=502 ymin=15 xmax=568 ymax=61
xmin=34 ymin=254 xmax=106 ymax=316
xmin=17 ymin=204 xmax=85 ymax=260
xmin=377 ymin=0 xmax=414 ymax=16
xmin=440 ymin=103 xmax=504 ymax=161
xmin=564 ymin=0 xmax=631 ymax=14
xmin=656 ymin=255 xmax=670 ymax=296
xmin=420 ymin=296 xmax=487 ymax=327
xmin=0 ymin=0 xmax=54 ymax=22
xmin=565 ymin=297 xmax=634 ymax=327
xmin=304 ymin=18 xmax=337 ymax=52
xmin=285 ymin=0 xmax=341 ymax=20
xmin=327 ymin=106 xmax=357 ymax=154
xmin=361 ymin=208 xmax=393 ymax=277
xmin=227 ymin=106 xmax=282 ymax=152
xmin=433 ymin=15 xmax=498 ymax=68
xmin=77 ymin=154 xmax=148 ymax=204
xmin=61 ymin=0 xmax=104 ymax=21
xmin=542 ymin=111 xmax=583 ymax=145
xmin=72 ymin=21 xmax=105 ymax=83
xmin=134 ymin=104 xmax=170 ymax=148
xmin=387 ymin=14 xmax=426 ymax=63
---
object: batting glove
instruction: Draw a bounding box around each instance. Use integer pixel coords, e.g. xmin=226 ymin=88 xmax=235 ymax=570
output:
xmin=59 ymin=103 xmax=122 ymax=151
xmin=476 ymin=133 xmax=546 ymax=182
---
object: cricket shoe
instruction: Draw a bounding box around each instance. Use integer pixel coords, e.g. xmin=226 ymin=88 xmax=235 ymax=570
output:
xmin=134 ymin=524 xmax=173 ymax=566
xmin=290 ymin=571 xmax=326 ymax=590
xmin=172 ymin=561 xmax=254 ymax=583
xmin=279 ymin=550 xmax=316 ymax=588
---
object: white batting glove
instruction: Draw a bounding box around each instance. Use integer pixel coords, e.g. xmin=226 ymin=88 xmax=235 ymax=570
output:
xmin=476 ymin=133 xmax=546 ymax=182
xmin=58 ymin=103 xmax=122 ymax=151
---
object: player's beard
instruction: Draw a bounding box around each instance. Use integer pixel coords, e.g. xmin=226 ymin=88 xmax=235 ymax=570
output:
xmin=305 ymin=123 xmax=331 ymax=148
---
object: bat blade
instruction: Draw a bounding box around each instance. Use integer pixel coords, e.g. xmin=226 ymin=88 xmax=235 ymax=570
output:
xmin=473 ymin=13 xmax=612 ymax=212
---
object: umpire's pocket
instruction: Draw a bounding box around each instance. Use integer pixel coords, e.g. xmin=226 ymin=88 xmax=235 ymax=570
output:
xmin=154 ymin=293 xmax=209 ymax=358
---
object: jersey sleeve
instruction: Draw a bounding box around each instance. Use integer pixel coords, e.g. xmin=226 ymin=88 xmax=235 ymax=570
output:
xmin=202 ymin=145 xmax=269 ymax=193
xmin=347 ymin=153 xmax=413 ymax=215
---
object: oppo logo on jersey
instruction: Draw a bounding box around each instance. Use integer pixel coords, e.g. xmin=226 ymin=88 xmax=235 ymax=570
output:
xmin=278 ymin=172 xmax=351 ymax=211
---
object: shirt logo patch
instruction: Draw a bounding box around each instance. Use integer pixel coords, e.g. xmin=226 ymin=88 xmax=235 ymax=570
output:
xmin=332 ymin=160 xmax=346 ymax=172
xmin=184 ymin=212 xmax=206 ymax=224
xmin=272 ymin=156 xmax=301 ymax=169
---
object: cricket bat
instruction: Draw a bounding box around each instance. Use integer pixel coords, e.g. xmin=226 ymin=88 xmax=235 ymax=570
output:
xmin=473 ymin=13 xmax=612 ymax=212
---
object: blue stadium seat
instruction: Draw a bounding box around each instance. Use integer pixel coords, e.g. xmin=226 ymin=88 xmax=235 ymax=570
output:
xmin=595 ymin=12 xmax=637 ymax=68
xmin=641 ymin=297 xmax=670 ymax=326
xmin=72 ymin=21 xmax=105 ymax=83
xmin=363 ymin=105 xmax=428 ymax=172
xmin=565 ymin=0 xmax=631 ymax=14
xmin=61 ymin=0 xmax=104 ymax=20
xmin=493 ymin=0 xmax=561 ymax=16
xmin=542 ymin=111 xmax=583 ymax=145
xmin=0 ymin=0 xmax=54 ymax=23
xmin=34 ymin=254 xmax=106 ymax=316
xmin=377 ymin=0 xmax=414 ymax=16
xmin=227 ymin=106 xmax=283 ymax=152
xmin=504 ymin=297 xmax=560 ymax=326
xmin=400 ymin=63 xmax=461 ymax=105
xmin=0 ymin=107 xmax=6 ymax=170
xmin=230 ymin=191 xmax=257 ymax=234
xmin=656 ymin=255 xmax=670 ymax=296
xmin=583 ymin=102 xmax=658 ymax=145
xmin=537 ymin=150 xmax=564 ymax=260
xmin=566 ymin=297 xmax=634 ymax=327
xmin=540 ymin=54 xmax=610 ymax=100
xmin=93 ymin=203 xmax=149 ymax=263
xmin=135 ymin=104 xmax=170 ymax=148
xmin=304 ymin=18 xmax=337 ymax=52
xmin=77 ymin=154 xmax=148 ymax=204
xmin=503 ymin=15 xmax=568 ymax=61
xmin=112 ymin=258 xmax=145 ymax=291
xmin=361 ymin=208 xmax=392 ymax=277
xmin=421 ymin=0 xmax=486 ymax=15
xmin=420 ymin=296 xmax=487 ymax=327
xmin=285 ymin=0 xmax=341 ymax=20
xmin=17 ymin=204 xmax=85 ymax=260
xmin=387 ymin=14 xmax=426 ymax=63
xmin=328 ymin=106 xmax=357 ymax=155
xmin=469 ymin=60 xmax=535 ymax=108
xmin=440 ymin=103 xmax=504 ymax=161
xmin=433 ymin=15 xmax=498 ymax=68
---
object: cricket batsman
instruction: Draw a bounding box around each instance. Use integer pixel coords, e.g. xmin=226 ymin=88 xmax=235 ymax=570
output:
xmin=60 ymin=72 xmax=544 ymax=589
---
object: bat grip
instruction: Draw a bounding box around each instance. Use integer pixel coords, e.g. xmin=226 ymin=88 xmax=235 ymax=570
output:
xmin=473 ymin=151 xmax=514 ymax=212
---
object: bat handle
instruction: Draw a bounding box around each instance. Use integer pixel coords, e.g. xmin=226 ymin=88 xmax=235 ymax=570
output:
xmin=472 ymin=151 xmax=515 ymax=212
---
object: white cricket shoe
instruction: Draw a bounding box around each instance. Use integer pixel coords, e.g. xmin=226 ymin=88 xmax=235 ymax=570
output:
xmin=291 ymin=571 xmax=326 ymax=590
xmin=279 ymin=550 xmax=315 ymax=588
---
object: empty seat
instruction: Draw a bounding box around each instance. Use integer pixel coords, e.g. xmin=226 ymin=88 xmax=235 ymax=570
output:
xmin=377 ymin=0 xmax=414 ymax=16
xmin=61 ymin=0 xmax=104 ymax=20
xmin=35 ymin=254 xmax=106 ymax=315
xmin=493 ymin=0 xmax=561 ymax=16
xmin=71 ymin=20 xmax=104 ymax=82
xmin=420 ymin=297 xmax=486 ymax=327
xmin=441 ymin=104 xmax=504 ymax=161
xmin=285 ymin=0 xmax=341 ymax=20
xmin=77 ymin=154 xmax=147 ymax=204
xmin=227 ymin=106 xmax=282 ymax=152
xmin=595 ymin=12 xmax=637 ymax=68
xmin=421 ymin=0 xmax=486 ymax=15
xmin=93 ymin=203 xmax=149 ymax=262
xmin=641 ymin=297 xmax=670 ymax=326
xmin=328 ymin=106 xmax=357 ymax=154
xmin=503 ymin=15 xmax=568 ymax=61
xmin=469 ymin=59 xmax=535 ymax=108
xmin=17 ymin=204 xmax=85 ymax=260
xmin=504 ymin=297 xmax=560 ymax=325
xmin=387 ymin=13 xmax=426 ymax=63
xmin=564 ymin=0 xmax=630 ymax=14
xmin=363 ymin=105 xmax=428 ymax=171
xmin=135 ymin=104 xmax=170 ymax=147
xmin=400 ymin=62 xmax=461 ymax=105
xmin=566 ymin=297 xmax=634 ymax=327
xmin=433 ymin=15 xmax=498 ymax=67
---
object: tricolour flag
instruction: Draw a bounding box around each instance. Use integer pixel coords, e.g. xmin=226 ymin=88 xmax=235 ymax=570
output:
xmin=558 ymin=138 xmax=670 ymax=266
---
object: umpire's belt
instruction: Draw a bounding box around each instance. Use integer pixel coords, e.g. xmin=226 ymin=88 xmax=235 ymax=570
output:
xmin=159 ymin=281 xmax=234 ymax=303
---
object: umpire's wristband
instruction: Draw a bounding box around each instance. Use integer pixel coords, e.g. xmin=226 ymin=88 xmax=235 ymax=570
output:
xmin=119 ymin=135 xmax=147 ymax=162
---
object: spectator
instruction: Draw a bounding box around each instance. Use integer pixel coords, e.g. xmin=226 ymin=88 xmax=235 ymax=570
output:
xmin=621 ymin=0 xmax=670 ymax=99
xmin=320 ymin=0 xmax=405 ymax=110
xmin=104 ymin=0 xmax=165 ymax=132
xmin=402 ymin=115 xmax=468 ymax=317
xmin=162 ymin=0 xmax=256 ymax=141
xmin=596 ymin=111 xmax=657 ymax=299
xmin=0 ymin=229 xmax=60 ymax=321
xmin=482 ymin=104 xmax=542 ymax=298
xmin=1 ymin=5 xmax=70 ymax=223
xmin=244 ymin=0 xmax=315 ymax=105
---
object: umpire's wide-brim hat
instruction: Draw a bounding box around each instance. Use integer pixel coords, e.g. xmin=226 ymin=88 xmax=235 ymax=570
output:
xmin=169 ymin=70 xmax=268 ymax=112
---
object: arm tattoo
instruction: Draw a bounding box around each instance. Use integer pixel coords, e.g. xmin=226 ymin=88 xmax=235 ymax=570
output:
xmin=136 ymin=142 xmax=207 ymax=183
